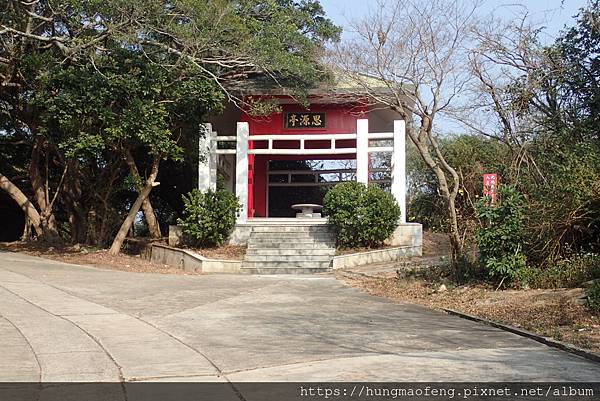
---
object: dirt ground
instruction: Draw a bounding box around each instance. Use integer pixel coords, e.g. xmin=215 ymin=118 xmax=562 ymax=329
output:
xmin=340 ymin=231 xmax=600 ymax=353
xmin=343 ymin=275 xmax=600 ymax=352
xmin=421 ymin=231 xmax=453 ymax=257
xmin=336 ymin=245 xmax=395 ymax=255
xmin=186 ymin=245 xmax=246 ymax=260
xmin=0 ymin=241 xmax=187 ymax=274
xmin=336 ymin=231 xmax=452 ymax=256
xmin=1 ymin=240 xmax=247 ymax=271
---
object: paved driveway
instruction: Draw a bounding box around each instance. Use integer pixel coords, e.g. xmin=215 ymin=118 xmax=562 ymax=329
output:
xmin=1 ymin=250 xmax=599 ymax=383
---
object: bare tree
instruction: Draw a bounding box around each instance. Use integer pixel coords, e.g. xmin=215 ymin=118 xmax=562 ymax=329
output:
xmin=466 ymin=6 xmax=600 ymax=259
xmin=331 ymin=0 xmax=479 ymax=266
xmin=465 ymin=12 xmax=560 ymax=181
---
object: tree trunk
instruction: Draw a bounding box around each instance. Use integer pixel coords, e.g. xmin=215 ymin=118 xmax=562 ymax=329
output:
xmin=141 ymin=200 xmax=161 ymax=238
xmin=63 ymin=160 xmax=86 ymax=243
xmin=29 ymin=137 xmax=60 ymax=241
xmin=124 ymin=150 xmax=162 ymax=238
xmin=446 ymin=195 xmax=463 ymax=264
xmin=0 ymin=172 xmax=43 ymax=238
xmin=97 ymin=157 xmax=121 ymax=246
xmin=434 ymin=167 xmax=463 ymax=266
xmin=22 ymin=215 xmax=32 ymax=241
xmin=109 ymin=157 xmax=160 ymax=255
xmin=405 ymin=121 xmax=464 ymax=269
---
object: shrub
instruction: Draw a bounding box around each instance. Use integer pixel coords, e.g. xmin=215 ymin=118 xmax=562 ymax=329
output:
xmin=516 ymin=253 xmax=600 ymax=289
xmin=475 ymin=184 xmax=526 ymax=282
xmin=513 ymin=266 xmax=542 ymax=288
xmin=177 ymin=189 xmax=240 ymax=247
xmin=485 ymin=253 xmax=528 ymax=282
xmin=588 ymin=282 xmax=600 ymax=313
xmin=323 ymin=182 xmax=401 ymax=248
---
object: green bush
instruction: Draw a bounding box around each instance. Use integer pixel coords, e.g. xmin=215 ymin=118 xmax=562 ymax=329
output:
xmin=475 ymin=184 xmax=526 ymax=282
xmin=588 ymin=282 xmax=600 ymax=313
xmin=513 ymin=266 xmax=542 ymax=288
xmin=516 ymin=253 xmax=600 ymax=288
xmin=177 ymin=189 xmax=240 ymax=247
xmin=484 ymin=253 xmax=528 ymax=282
xmin=323 ymin=182 xmax=401 ymax=248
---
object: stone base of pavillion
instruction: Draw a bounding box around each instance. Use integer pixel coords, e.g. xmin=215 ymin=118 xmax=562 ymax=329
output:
xmin=165 ymin=220 xmax=422 ymax=273
xmin=168 ymin=221 xmax=422 ymax=249
xmin=384 ymin=222 xmax=422 ymax=248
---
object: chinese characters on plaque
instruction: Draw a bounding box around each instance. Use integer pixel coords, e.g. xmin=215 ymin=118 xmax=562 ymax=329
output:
xmin=483 ymin=173 xmax=498 ymax=203
xmin=284 ymin=112 xmax=326 ymax=129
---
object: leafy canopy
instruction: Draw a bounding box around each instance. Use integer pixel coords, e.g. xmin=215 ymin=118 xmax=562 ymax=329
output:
xmin=1 ymin=0 xmax=341 ymax=95
xmin=31 ymin=49 xmax=224 ymax=160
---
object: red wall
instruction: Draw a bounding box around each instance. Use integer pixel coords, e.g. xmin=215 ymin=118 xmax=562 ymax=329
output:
xmin=240 ymin=100 xmax=368 ymax=218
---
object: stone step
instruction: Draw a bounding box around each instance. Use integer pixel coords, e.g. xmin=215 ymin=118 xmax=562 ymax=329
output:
xmin=248 ymin=234 xmax=335 ymax=241
xmin=241 ymin=261 xmax=332 ymax=269
xmin=249 ymin=225 xmax=333 ymax=233
xmin=248 ymin=234 xmax=335 ymax=242
xmin=249 ymin=232 xmax=336 ymax=239
xmin=244 ymin=254 xmax=333 ymax=263
xmin=241 ymin=266 xmax=331 ymax=274
xmin=247 ymin=241 xmax=336 ymax=250
xmin=243 ymin=224 xmax=336 ymax=274
xmin=247 ymin=238 xmax=336 ymax=246
xmin=246 ymin=248 xmax=336 ymax=256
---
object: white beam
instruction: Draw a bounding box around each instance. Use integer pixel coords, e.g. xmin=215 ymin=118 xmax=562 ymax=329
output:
xmin=236 ymin=122 xmax=249 ymax=222
xmin=198 ymin=123 xmax=212 ymax=192
xmin=367 ymin=146 xmax=394 ymax=153
xmin=212 ymin=136 xmax=237 ymax=141
xmin=249 ymin=148 xmax=357 ymax=156
xmin=248 ymin=133 xmax=356 ymax=141
xmin=392 ymin=120 xmax=407 ymax=223
xmin=356 ymin=119 xmax=369 ymax=185
xmin=368 ymin=132 xmax=394 ymax=139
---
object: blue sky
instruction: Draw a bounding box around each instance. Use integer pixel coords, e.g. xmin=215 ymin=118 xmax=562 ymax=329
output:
xmin=319 ymin=0 xmax=589 ymax=41
xmin=318 ymin=0 xmax=591 ymax=136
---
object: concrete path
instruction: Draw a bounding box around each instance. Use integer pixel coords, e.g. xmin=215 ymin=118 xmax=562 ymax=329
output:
xmin=1 ymin=250 xmax=599 ymax=383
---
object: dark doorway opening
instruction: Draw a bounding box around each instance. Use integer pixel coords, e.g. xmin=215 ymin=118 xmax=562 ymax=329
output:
xmin=268 ymin=187 xmax=328 ymax=218
xmin=267 ymin=159 xmax=355 ymax=218
xmin=0 ymin=192 xmax=25 ymax=241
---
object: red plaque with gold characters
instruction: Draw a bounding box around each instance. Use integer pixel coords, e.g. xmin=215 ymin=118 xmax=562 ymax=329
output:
xmin=284 ymin=112 xmax=326 ymax=129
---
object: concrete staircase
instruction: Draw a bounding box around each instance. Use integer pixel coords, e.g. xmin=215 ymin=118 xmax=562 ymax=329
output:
xmin=241 ymin=225 xmax=336 ymax=274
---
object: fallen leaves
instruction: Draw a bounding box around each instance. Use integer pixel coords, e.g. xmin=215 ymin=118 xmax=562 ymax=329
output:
xmin=343 ymin=274 xmax=600 ymax=352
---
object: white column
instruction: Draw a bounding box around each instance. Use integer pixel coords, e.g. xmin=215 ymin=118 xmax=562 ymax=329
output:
xmin=209 ymin=129 xmax=217 ymax=191
xmin=356 ymin=119 xmax=369 ymax=185
xmin=235 ymin=122 xmax=249 ymax=223
xmin=392 ymin=120 xmax=407 ymax=223
xmin=198 ymin=123 xmax=212 ymax=191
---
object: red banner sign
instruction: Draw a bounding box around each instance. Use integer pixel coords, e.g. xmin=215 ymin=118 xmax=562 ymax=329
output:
xmin=483 ymin=173 xmax=498 ymax=203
